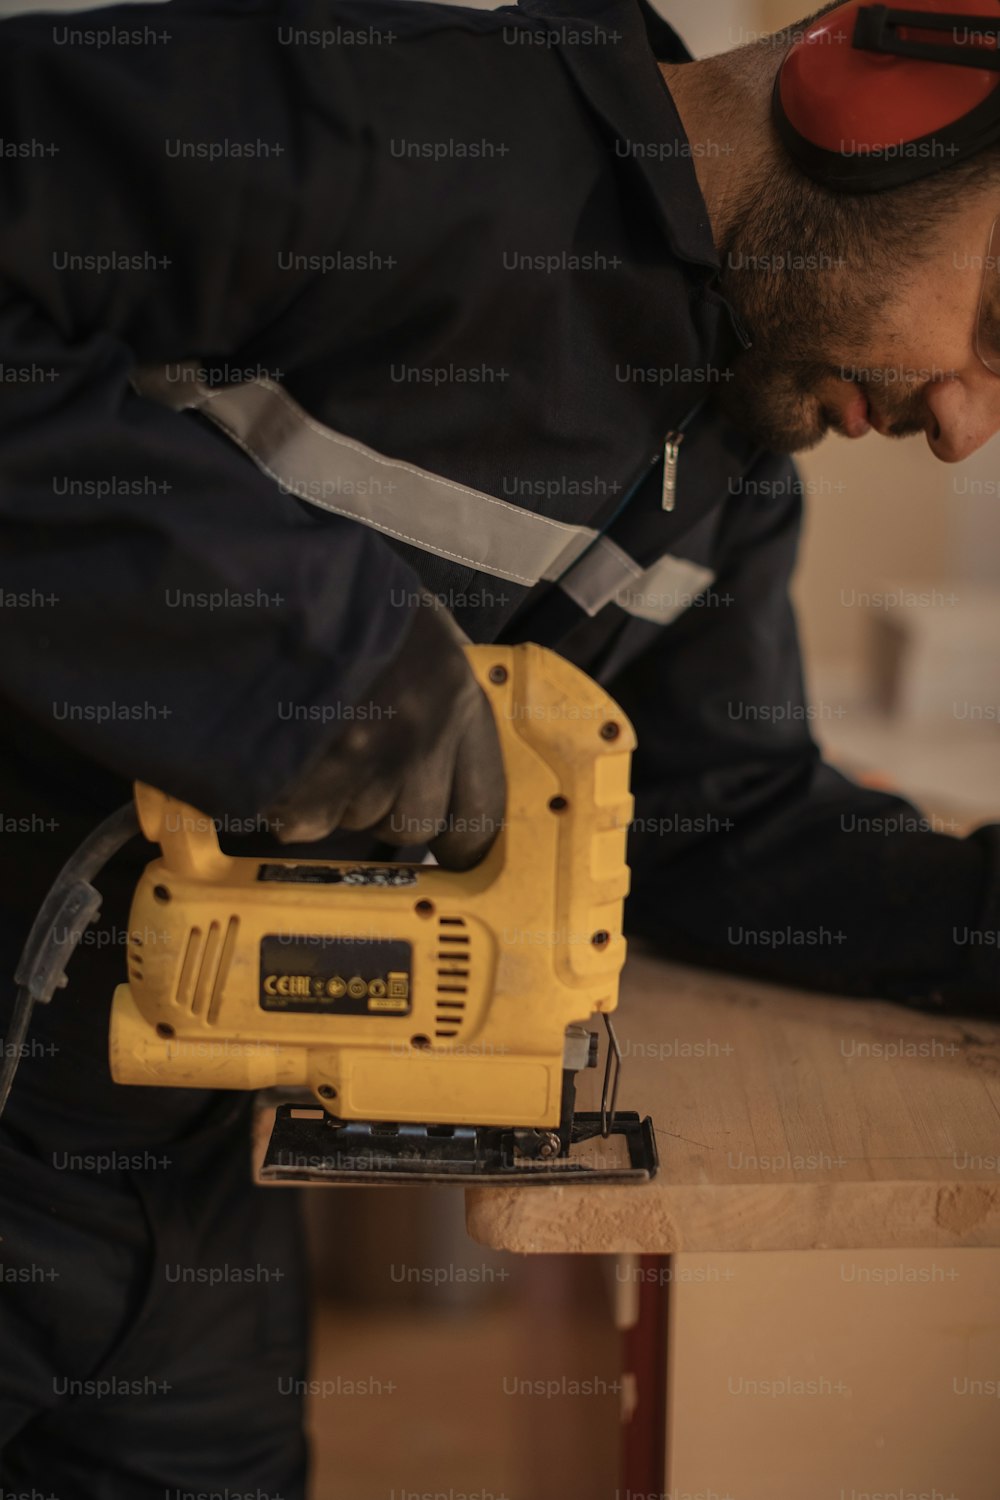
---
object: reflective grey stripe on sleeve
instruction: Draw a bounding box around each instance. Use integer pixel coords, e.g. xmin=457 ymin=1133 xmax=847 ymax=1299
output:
xmin=133 ymin=364 xmax=598 ymax=588
xmin=559 ymin=535 xmax=715 ymax=625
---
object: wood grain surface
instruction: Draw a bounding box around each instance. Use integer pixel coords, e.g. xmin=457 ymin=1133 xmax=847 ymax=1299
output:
xmin=466 ymin=947 xmax=1000 ymax=1253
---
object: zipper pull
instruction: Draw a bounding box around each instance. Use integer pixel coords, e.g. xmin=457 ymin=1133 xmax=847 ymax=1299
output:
xmin=661 ymin=432 xmax=684 ymax=513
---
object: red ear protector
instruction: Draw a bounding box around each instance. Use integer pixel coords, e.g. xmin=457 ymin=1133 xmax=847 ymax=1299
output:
xmin=773 ymin=0 xmax=1000 ymax=191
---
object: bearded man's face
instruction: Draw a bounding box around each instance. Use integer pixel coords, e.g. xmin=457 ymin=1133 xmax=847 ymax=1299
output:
xmin=713 ymin=179 xmax=1000 ymax=464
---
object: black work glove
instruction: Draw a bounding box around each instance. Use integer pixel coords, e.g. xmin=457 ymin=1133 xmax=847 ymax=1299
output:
xmin=265 ymin=595 xmax=505 ymax=870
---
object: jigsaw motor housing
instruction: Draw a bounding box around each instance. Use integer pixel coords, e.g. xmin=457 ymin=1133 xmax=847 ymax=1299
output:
xmin=109 ymin=644 xmax=635 ymax=1132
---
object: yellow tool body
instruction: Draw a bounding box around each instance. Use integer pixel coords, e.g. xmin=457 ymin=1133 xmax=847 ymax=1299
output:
xmin=109 ymin=646 xmax=637 ymax=1141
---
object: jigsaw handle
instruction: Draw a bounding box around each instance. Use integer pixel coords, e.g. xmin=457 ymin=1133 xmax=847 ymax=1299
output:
xmin=135 ymin=645 xmax=636 ymax=920
xmin=465 ymin=644 xmax=636 ymax=993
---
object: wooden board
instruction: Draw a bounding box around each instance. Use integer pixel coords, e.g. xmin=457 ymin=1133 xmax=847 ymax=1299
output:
xmin=466 ymin=947 xmax=1000 ymax=1254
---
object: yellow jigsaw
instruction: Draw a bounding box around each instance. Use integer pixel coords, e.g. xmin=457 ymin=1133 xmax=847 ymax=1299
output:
xmin=5 ymin=645 xmax=657 ymax=1184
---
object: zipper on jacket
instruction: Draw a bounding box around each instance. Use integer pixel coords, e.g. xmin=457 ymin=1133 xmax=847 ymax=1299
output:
xmin=660 ymin=403 xmax=702 ymax=514
xmin=661 ymin=432 xmax=684 ymax=512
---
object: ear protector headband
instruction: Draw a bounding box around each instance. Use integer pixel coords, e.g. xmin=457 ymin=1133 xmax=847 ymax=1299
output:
xmin=773 ymin=0 xmax=1000 ymax=191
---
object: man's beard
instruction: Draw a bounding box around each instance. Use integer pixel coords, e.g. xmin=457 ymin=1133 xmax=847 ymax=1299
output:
xmin=713 ymin=345 xmax=840 ymax=454
xmin=710 ymin=194 xmax=932 ymax=453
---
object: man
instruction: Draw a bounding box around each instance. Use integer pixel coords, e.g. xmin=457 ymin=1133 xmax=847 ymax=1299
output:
xmin=1 ymin=0 xmax=997 ymax=1491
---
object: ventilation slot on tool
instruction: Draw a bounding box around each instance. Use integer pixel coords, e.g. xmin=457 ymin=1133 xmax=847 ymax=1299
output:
xmin=127 ymin=931 xmax=144 ymax=986
xmin=434 ymin=916 xmax=471 ymax=1039
xmin=174 ymin=917 xmax=239 ymax=1023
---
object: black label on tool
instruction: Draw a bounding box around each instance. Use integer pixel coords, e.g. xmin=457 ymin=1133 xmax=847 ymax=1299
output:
xmin=259 ymin=935 xmax=412 ymax=1015
xmin=257 ymin=864 xmax=419 ymax=886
